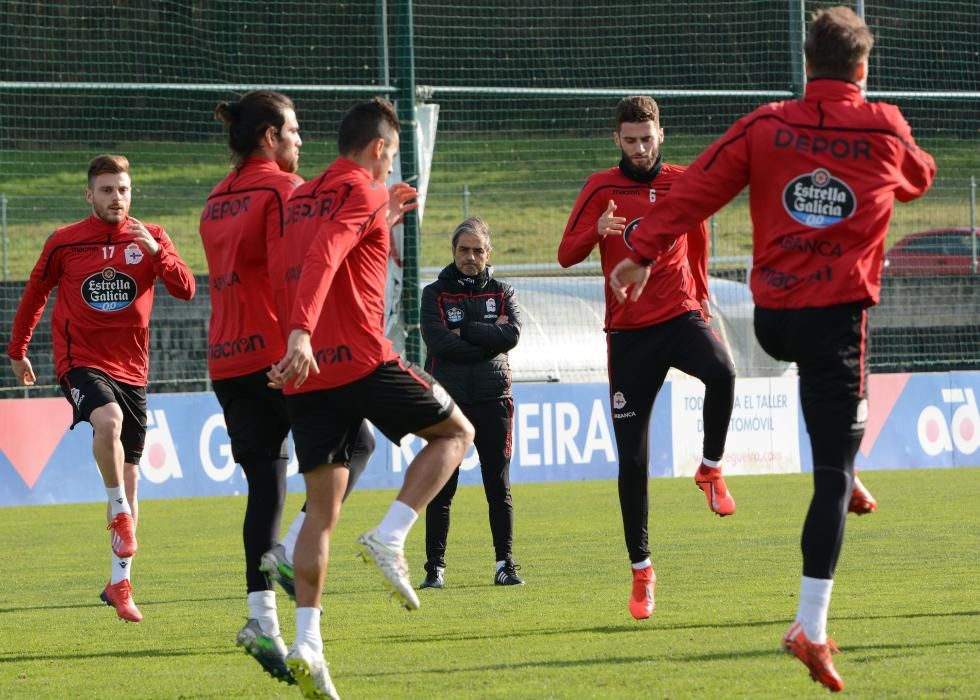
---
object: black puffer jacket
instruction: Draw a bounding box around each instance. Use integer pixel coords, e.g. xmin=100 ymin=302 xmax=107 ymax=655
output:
xmin=420 ymin=263 xmax=521 ymax=403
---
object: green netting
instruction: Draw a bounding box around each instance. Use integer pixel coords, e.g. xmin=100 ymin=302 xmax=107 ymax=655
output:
xmin=0 ymin=1 xmax=977 ymax=394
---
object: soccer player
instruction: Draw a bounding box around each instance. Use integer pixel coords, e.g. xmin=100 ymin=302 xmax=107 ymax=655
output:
xmin=201 ymin=90 xmax=375 ymax=684
xmin=609 ymin=7 xmax=935 ymax=690
xmin=7 ymin=154 xmax=195 ymax=623
xmin=268 ymin=97 xmax=474 ymax=699
xmin=418 ymin=217 xmax=524 ymax=589
xmin=558 ymin=96 xmax=736 ymax=621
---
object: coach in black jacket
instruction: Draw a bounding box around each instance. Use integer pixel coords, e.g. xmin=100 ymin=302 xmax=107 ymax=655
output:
xmin=419 ymin=217 xmax=525 ymax=588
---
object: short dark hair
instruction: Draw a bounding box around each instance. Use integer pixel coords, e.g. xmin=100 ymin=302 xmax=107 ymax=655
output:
xmin=616 ymin=96 xmax=660 ymax=129
xmin=87 ymin=154 xmax=130 ymax=185
xmin=337 ymin=97 xmax=400 ymax=156
xmin=214 ymin=90 xmax=295 ymax=164
xmin=451 ymin=217 xmax=492 ymax=250
xmin=805 ymin=6 xmax=874 ymax=80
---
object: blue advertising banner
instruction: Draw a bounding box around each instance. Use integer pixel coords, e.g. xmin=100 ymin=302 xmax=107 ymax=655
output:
xmin=2 ymin=371 xmax=977 ymax=507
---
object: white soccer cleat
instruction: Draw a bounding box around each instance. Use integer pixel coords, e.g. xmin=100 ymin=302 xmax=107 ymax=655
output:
xmin=356 ymin=529 xmax=420 ymax=611
xmin=286 ymin=643 xmax=340 ymax=700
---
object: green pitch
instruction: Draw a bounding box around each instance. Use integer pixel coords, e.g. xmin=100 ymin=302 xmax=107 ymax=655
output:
xmin=1 ymin=468 xmax=977 ymax=698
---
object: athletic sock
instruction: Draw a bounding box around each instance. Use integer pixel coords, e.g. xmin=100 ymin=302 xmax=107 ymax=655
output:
xmin=495 ymin=560 xmax=507 ymax=572
xmin=295 ymin=607 xmax=322 ymax=653
xmin=374 ymin=500 xmax=418 ymax=549
xmin=248 ymin=590 xmax=280 ymax=637
xmin=631 ymin=559 xmax=653 ymax=571
xmin=110 ymin=554 xmax=132 ymax=584
xmin=797 ymin=575 xmax=834 ymax=644
xmin=281 ymin=510 xmax=306 ymax=563
xmin=701 ymin=457 xmax=721 ymax=468
xmin=106 ymin=486 xmax=132 ymax=517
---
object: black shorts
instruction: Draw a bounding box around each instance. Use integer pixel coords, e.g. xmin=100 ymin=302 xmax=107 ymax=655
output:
xmin=212 ymin=369 xmax=290 ymax=463
xmin=286 ymin=359 xmax=455 ymax=473
xmin=60 ymin=367 xmax=147 ymax=464
xmin=754 ymin=302 xmax=868 ymax=438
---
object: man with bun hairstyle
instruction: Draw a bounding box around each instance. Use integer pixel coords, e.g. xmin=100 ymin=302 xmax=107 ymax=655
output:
xmin=8 ymin=154 xmax=195 ymax=623
xmin=610 ymin=7 xmax=935 ymax=691
xmin=202 ymin=90 xmax=376 ymax=684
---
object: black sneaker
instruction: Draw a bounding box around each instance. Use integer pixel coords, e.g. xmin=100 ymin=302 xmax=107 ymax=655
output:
xmin=494 ymin=562 xmax=525 ymax=586
xmin=420 ymin=567 xmax=444 ymax=590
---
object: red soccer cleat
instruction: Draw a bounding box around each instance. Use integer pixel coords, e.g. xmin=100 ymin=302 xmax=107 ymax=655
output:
xmin=628 ymin=565 xmax=656 ymax=620
xmin=782 ymin=621 xmax=844 ymax=692
xmin=101 ymin=579 xmax=143 ymax=623
xmin=695 ymin=464 xmax=736 ymax=516
xmin=848 ymin=475 xmax=878 ymax=515
xmin=107 ymin=513 xmax=138 ymax=558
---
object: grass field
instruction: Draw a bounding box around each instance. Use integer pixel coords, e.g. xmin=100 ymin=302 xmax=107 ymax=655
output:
xmin=0 ymin=134 xmax=976 ymax=280
xmin=1 ymin=468 xmax=977 ymax=698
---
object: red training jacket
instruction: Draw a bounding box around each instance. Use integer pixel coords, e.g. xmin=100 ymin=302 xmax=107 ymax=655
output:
xmin=278 ymin=157 xmax=397 ymax=393
xmin=8 ymin=215 xmax=195 ymax=385
xmin=199 ymin=157 xmax=303 ymax=380
xmin=626 ymin=80 xmax=936 ymax=309
xmin=558 ymin=161 xmax=709 ymax=330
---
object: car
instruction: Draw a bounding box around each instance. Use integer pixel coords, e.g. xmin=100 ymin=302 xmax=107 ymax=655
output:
xmin=883 ymin=227 xmax=979 ymax=276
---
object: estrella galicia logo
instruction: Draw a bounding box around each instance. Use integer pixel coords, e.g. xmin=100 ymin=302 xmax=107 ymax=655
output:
xmin=81 ymin=267 xmax=138 ymax=312
xmin=783 ymin=168 xmax=856 ymax=228
xmin=446 ymin=307 xmax=464 ymax=323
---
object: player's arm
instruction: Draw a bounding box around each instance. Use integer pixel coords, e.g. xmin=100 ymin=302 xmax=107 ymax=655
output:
xmin=7 ymin=234 xmax=60 ymax=385
xmin=141 ymin=224 xmax=195 ymax=300
xmin=557 ymin=180 xmax=612 ymax=267
xmin=419 ymin=284 xmax=489 ymax=362
xmin=889 ymin=111 xmax=937 ymax=203
xmin=461 ymin=284 xmax=522 ymax=354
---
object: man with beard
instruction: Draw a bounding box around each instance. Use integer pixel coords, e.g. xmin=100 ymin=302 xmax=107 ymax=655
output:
xmin=609 ymin=8 xmax=932 ymax=689
xmin=202 ymin=90 xmax=376 ymax=684
xmin=8 ymin=154 xmax=195 ymax=623
xmin=558 ymin=96 xmax=736 ymax=621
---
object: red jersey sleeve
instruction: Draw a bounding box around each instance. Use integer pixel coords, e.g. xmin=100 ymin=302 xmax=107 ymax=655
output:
xmin=884 ymin=107 xmax=936 ymax=203
xmin=6 ymin=234 xmax=60 ymax=360
xmin=151 ymin=228 xmax=195 ymax=300
xmin=289 ymin=185 xmax=386 ymax=332
xmin=558 ymin=178 xmax=603 ymax=267
xmin=629 ymin=119 xmax=751 ymax=263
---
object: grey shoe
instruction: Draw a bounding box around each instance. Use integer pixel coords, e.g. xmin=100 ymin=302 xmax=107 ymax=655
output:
xmin=494 ymin=561 xmax=525 ymax=586
xmin=259 ymin=544 xmax=296 ymax=600
xmin=356 ymin=529 xmax=420 ymax=610
xmin=419 ymin=566 xmax=445 ymax=590
xmin=236 ymin=618 xmax=295 ymax=685
xmin=286 ymin=642 xmax=340 ymax=700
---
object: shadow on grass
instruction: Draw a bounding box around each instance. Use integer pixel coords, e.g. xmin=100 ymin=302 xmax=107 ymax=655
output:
xmin=0 ymin=593 xmax=240 ymax=615
xmin=365 ymin=609 xmax=980 ymax=645
xmin=0 ymin=647 xmax=236 ymax=665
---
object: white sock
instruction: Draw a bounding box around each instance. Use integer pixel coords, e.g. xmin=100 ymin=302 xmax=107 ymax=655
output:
xmin=106 ymin=486 xmax=131 ymax=516
xmin=295 ymin=607 xmax=322 ymax=653
xmin=798 ymin=576 xmax=834 ymax=644
xmin=701 ymin=457 xmax=721 ymax=468
xmin=281 ymin=511 xmax=305 ymax=563
xmin=110 ymin=554 xmax=132 ymax=584
xmin=374 ymin=500 xmax=418 ymax=550
xmin=631 ymin=559 xmax=652 ymax=571
xmin=248 ymin=590 xmax=280 ymax=637
xmin=496 ymin=560 xmax=507 ymax=572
